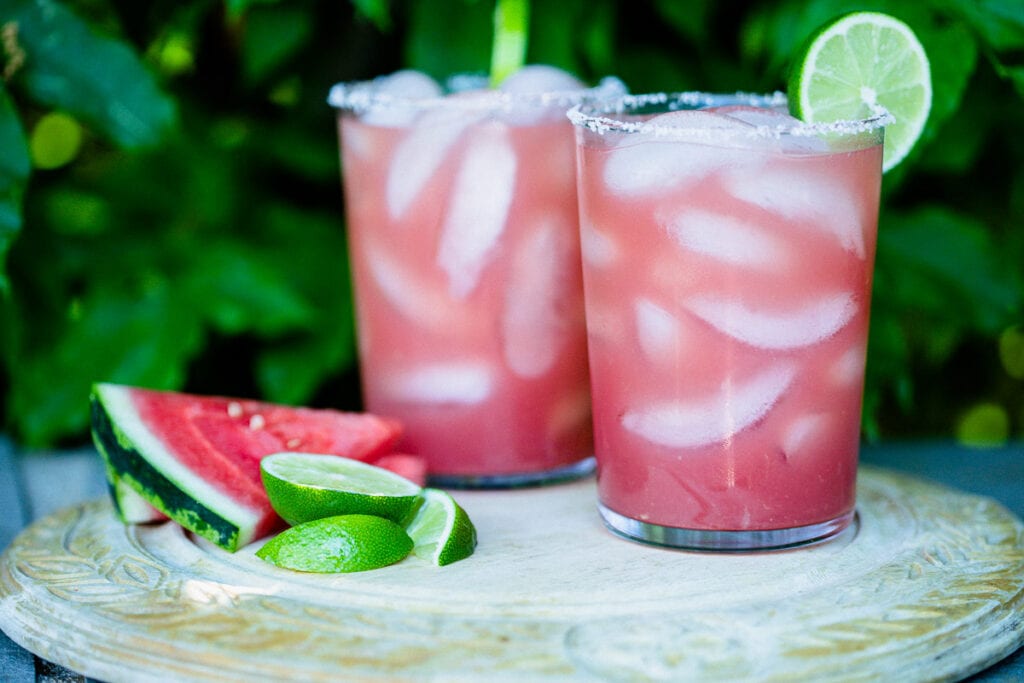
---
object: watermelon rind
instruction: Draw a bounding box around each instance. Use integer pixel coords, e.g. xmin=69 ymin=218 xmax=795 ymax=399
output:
xmin=112 ymin=480 xmax=168 ymax=523
xmin=90 ymin=383 xmax=261 ymax=552
xmin=102 ymin=462 xmax=167 ymax=524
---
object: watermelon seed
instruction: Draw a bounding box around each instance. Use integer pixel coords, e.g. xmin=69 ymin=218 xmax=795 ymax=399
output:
xmin=286 ymin=438 xmax=302 ymax=449
xmin=249 ymin=414 xmax=265 ymax=430
xmin=228 ymin=402 xmax=243 ymax=418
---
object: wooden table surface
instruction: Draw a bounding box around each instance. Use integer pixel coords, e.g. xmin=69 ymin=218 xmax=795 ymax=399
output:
xmin=1 ymin=437 xmax=1022 ymax=682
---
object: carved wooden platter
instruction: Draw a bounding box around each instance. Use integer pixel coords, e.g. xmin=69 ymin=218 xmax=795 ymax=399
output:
xmin=1 ymin=465 xmax=1022 ymax=682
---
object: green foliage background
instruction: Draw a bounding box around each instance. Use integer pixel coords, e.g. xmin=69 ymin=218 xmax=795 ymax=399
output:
xmin=0 ymin=0 xmax=1021 ymax=448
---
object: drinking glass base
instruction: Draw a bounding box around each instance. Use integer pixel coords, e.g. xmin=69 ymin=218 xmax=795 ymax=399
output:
xmin=429 ymin=457 xmax=596 ymax=490
xmin=598 ymin=504 xmax=857 ymax=552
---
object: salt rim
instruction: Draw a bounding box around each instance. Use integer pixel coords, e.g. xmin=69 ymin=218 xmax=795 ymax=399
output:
xmin=327 ymin=74 xmax=627 ymax=114
xmin=567 ymin=91 xmax=894 ymax=140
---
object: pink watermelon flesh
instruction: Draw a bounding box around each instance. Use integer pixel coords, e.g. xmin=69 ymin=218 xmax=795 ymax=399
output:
xmin=91 ymin=383 xmax=405 ymax=550
xmin=133 ymin=391 xmax=403 ymax=529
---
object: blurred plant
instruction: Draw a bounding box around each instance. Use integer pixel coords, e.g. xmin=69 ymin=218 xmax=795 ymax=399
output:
xmin=0 ymin=0 xmax=1021 ymax=448
xmin=1 ymin=0 xmax=363 ymax=445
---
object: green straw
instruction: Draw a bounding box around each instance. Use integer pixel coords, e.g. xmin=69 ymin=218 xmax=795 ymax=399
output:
xmin=490 ymin=0 xmax=529 ymax=87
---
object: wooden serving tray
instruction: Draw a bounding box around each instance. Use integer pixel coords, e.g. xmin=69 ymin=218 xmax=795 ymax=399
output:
xmin=1 ymin=466 xmax=1022 ymax=682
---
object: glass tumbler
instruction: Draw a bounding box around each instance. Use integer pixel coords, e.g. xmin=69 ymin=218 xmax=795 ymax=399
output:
xmin=330 ymin=68 xmax=625 ymax=487
xmin=569 ymin=92 xmax=889 ymax=549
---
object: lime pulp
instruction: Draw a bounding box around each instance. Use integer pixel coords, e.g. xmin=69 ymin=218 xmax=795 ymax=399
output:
xmin=404 ymin=488 xmax=478 ymax=566
xmin=788 ymin=11 xmax=932 ymax=172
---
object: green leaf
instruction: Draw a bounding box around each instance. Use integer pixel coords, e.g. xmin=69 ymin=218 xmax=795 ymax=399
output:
xmin=42 ymin=187 xmax=112 ymax=236
xmin=0 ymin=284 xmax=23 ymax=384
xmin=257 ymin=316 xmax=355 ymax=406
xmin=939 ymin=0 xmax=1024 ymax=52
xmin=254 ymin=207 xmax=356 ymax=404
xmin=862 ymin=304 xmax=913 ymax=433
xmin=261 ymin=118 xmax=339 ymax=182
xmin=876 ymin=206 xmax=1021 ymax=334
xmin=406 ymin=0 xmax=492 ymax=80
xmin=241 ymin=5 xmax=313 ymax=84
xmin=7 ymin=278 xmax=204 ymax=446
xmin=653 ymin=0 xmax=715 ymax=48
xmin=7 ymin=0 xmax=177 ymax=149
xmin=526 ymin=0 xmax=616 ymax=80
xmin=183 ymin=242 xmax=317 ymax=337
xmin=615 ymin=46 xmax=696 ymax=94
xmin=994 ymin=61 xmax=1024 ymax=98
xmin=28 ymin=111 xmax=83 ymax=170
xmin=576 ymin=0 xmax=615 ymax=79
xmin=740 ymin=0 xmax=849 ymax=77
xmin=0 ymin=84 xmax=31 ymax=293
xmin=917 ymin=77 xmax=990 ymax=173
xmin=913 ymin=17 xmax=978 ymax=151
xmin=350 ymin=0 xmax=391 ymax=32
xmin=225 ymin=0 xmax=283 ymax=21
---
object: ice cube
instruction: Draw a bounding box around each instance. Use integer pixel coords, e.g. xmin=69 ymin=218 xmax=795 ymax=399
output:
xmin=710 ymin=105 xmax=796 ymax=129
xmin=364 ymin=246 xmax=450 ymax=330
xmin=362 ymin=70 xmax=443 ymax=128
xmin=831 ymin=345 xmax=866 ymax=385
xmin=684 ymin=292 xmax=857 ymax=350
xmin=437 ymin=122 xmax=518 ymax=298
xmin=386 ymin=107 xmax=482 ymax=220
xmin=499 ymin=64 xmax=585 ymax=94
xmin=635 ymin=298 xmax=683 ymax=361
xmin=377 ymin=70 xmax=443 ymax=99
xmin=603 ymin=111 xmax=751 ymax=196
xmin=621 ymin=362 xmax=796 ymax=448
xmin=385 ymin=362 xmax=493 ymax=405
xmin=340 ymin=120 xmax=374 ymax=161
xmin=502 ymin=217 xmax=572 ymax=378
xmin=709 ymin=106 xmax=829 ymax=154
xmin=579 ymin=220 xmax=619 ymax=268
xmin=495 ymin=66 xmax=587 ymax=125
xmin=722 ymin=168 xmax=865 ymax=257
xmin=661 ymin=208 xmax=788 ymax=269
xmin=783 ymin=414 xmax=827 ymax=458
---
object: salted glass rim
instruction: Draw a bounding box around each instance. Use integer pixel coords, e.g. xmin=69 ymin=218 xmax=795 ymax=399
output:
xmin=566 ymin=91 xmax=894 ymax=140
xmin=327 ymin=74 xmax=627 ymax=114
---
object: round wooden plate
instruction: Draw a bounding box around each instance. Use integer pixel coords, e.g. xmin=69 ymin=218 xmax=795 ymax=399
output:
xmin=1 ymin=465 xmax=1022 ymax=682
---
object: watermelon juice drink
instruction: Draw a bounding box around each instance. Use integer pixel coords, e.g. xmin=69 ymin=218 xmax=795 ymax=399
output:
xmin=569 ymin=92 xmax=889 ymax=549
xmin=329 ymin=68 xmax=625 ymax=486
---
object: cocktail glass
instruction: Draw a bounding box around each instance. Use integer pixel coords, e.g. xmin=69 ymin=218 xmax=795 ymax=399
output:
xmin=568 ymin=92 xmax=890 ymax=549
xmin=329 ymin=68 xmax=625 ymax=487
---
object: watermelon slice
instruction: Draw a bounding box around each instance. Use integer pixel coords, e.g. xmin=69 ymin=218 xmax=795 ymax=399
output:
xmin=109 ymin=475 xmax=167 ymax=523
xmin=90 ymin=383 xmax=405 ymax=551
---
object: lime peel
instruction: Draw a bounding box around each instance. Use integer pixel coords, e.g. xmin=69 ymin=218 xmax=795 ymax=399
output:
xmin=258 ymin=453 xmax=479 ymax=572
xmin=788 ymin=11 xmax=932 ymax=172
xmin=255 ymin=514 xmax=413 ymax=573
xmin=260 ymin=452 xmax=422 ymax=526
xmin=405 ymin=488 xmax=478 ymax=566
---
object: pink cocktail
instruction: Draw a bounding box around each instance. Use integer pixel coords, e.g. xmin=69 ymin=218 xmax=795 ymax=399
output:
xmin=570 ymin=92 xmax=888 ymax=549
xmin=330 ymin=68 xmax=624 ymax=486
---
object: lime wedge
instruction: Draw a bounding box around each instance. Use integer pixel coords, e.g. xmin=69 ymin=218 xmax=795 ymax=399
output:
xmin=788 ymin=11 xmax=932 ymax=172
xmin=256 ymin=514 xmax=413 ymax=573
xmin=404 ymin=488 xmax=477 ymax=566
xmin=261 ymin=452 xmax=423 ymax=526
